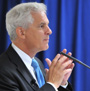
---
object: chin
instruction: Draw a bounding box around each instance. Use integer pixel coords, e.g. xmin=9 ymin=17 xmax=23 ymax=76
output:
xmin=39 ymin=45 xmax=49 ymax=52
xmin=43 ymin=45 xmax=49 ymax=51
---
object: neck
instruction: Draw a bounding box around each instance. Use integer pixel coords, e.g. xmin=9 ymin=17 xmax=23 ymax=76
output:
xmin=12 ymin=41 xmax=37 ymax=58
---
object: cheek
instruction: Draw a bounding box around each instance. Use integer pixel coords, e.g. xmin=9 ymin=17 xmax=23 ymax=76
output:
xmin=25 ymin=30 xmax=45 ymax=47
xmin=34 ymin=32 xmax=44 ymax=43
xmin=30 ymin=34 xmax=43 ymax=46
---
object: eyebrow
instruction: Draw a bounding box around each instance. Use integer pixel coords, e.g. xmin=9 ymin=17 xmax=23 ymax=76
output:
xmin=39 ymin=23 xmax=46 ymax=25
xmin=39 ymin=22 xmax=49 ymax=25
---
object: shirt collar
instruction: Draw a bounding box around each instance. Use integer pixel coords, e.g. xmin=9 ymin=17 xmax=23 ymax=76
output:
xmin=11 ymin=43 xmax=32 ymax=69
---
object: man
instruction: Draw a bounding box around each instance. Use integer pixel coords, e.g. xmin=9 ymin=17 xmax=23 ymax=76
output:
xmin=0 ymin=2 xmax=74 ymax=91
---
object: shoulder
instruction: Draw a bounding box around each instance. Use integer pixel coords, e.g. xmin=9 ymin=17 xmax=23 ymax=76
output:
xmin=0 ymin=50 xmax=17 ymax=76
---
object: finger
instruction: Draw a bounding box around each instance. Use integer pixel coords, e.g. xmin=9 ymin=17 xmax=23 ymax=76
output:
xmin=62 ymin=49 xmax=67 ymax=53
xmin=45 ymin=68 xmax=49 ymax=75
xmin=57 ymin=55 xmax=67 ymax=65
xmin=49 ymin=54 xmax=60 ymax=75
xmin=61 ymin=60 xmax=73 ymax=70
xmin=64 ymin=52 xmax=73 ymax=63
xmin=65 ymin=60 xmax=74 ymax=69
xmin=64 ymin=69 xmax=72 ymax=75
xmin=66 ymin=63 xmax=75 ymax=76
xmin=67 ymin=52 xmax=72 ymax=60
xmin=71 ymin=63 xmax=75 ymax=69
xmin=45 ymin=68 xmax=49 ymax=73
xmin=45 ymin=68 xmax=49 ymax=81
xmin=50 ymin=54 xmax=60 ymax=68
xmin=45 ymin=58 xmax=52 ymax=67
xmin=60 ymin=49 xmax=67 ymax=58
xmin=68 ymin=52 xmax=72 ymax=56
xmin=55 ymin=56 xmax=72 ymax=71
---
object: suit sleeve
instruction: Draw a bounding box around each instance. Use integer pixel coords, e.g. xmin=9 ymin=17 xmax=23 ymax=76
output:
xmin=0 ymin=68 xmax=20 ymax=91
xmin=0 ymin=69 xmax=55 ymax=91
xmin=58 ymin=82 xmax=73 ymax=91
xmin=0 ymin=67 xmax=73 ymax=91
xmin=37 ymin=82 xmax=73 ymax=91
xmin=37 ymin=83 xmax=56 ymax=91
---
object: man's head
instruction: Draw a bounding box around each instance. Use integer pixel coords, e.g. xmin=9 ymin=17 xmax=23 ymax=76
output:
xmin=6 ymin=2 xmax=52 ymax=55
xmin=6 ymin=2 xmax=47 ymax=40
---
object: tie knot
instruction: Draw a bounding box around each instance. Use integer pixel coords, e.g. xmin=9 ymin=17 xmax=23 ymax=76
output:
xmin=31 ymin=59 xmax=39 ymax=69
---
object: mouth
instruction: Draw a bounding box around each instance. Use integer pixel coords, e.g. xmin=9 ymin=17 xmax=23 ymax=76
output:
xmin=44 ymin=39 xmax=49 ymax=40
xmin=44 ymin=39 xmax=49 ymax=42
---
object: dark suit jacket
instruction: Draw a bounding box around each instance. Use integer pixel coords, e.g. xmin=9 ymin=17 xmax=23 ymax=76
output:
xmin=0 ymin=45 xmax=73 ymax=91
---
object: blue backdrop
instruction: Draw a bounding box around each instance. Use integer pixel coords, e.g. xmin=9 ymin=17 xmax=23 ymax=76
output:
xmin=0 ymin=0 xmax=90 ymax=91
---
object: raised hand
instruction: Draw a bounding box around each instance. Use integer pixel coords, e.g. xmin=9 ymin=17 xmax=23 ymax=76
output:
xmin=45 ymin=49 xmax=75 ymax=88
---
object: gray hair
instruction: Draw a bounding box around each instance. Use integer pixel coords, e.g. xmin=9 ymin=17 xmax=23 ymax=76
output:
xmin=6 ymin=2 xmax=47 ymax=40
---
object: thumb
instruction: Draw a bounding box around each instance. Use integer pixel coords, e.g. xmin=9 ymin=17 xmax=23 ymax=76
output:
xmin=45 ymin=58 xmax=52 ymax=67
xmin=45 ymin=68 xmax=49 ymax=74
xmin=45 ymin=68 xmax=49 ymax=81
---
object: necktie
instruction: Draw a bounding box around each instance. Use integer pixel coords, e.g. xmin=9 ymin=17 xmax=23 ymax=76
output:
xmin=31 ymin=59 xmax=45 ymax=88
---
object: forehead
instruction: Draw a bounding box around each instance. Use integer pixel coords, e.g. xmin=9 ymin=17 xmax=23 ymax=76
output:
xmin=31 ymin=12 xmax=49 ymax=24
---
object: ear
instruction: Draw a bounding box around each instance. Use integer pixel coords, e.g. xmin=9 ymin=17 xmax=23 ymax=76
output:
xmin=16 ymin=27 xmax=26 ymax=39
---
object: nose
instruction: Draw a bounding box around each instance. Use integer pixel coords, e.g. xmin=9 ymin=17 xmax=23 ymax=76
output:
xmin=45 ymin=26 xmax=52 ymax=35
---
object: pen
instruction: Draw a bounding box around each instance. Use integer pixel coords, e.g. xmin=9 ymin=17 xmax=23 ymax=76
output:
xmin=60 ymin=52 xmax=90 ymax=69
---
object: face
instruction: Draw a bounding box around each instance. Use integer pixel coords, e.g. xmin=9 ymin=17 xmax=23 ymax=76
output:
xmin=24 ymin=12 xmax=52 ymax=52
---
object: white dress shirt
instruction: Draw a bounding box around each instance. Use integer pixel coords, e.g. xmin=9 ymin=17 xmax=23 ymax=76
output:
xmin=12 ymin=43 xmax=67 ymax=91
xmin=12 ymin=43 xmax=38 ymax=83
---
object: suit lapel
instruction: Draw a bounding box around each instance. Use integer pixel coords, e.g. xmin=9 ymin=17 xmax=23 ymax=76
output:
xmin=6 ymin=45 xmax=39 ymax=90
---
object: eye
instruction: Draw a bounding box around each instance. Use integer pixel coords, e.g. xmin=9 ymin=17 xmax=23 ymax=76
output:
xmin=39 ymin=23 xmax=46 ymax=29
xmin=40 ymin=24 xmax=44 ymax=28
